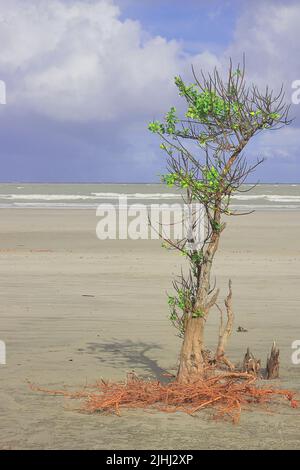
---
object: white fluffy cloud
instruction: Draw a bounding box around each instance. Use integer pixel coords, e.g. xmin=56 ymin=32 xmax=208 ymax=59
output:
xmin=0 ymin=0 xmax=219 ymax=121
xmin=0 ymin=0 xmax=299 ymax=182
xmin=7 ymin=0 xmax=298 ymax=125
xmin=253 ymin=127 xmax=300 ymax=160
xmin=226 ymin=1 xmax=300 ymax=90
xmin=222 ymin=1 xmax=300 ymax=165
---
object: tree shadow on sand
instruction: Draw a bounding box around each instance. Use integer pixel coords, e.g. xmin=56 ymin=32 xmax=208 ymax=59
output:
xmin=85 ymin=340 xmax=173 ymax=383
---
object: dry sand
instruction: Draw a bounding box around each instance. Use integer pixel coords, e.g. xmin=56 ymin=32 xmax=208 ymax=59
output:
xmin=0 ymin=208 xmax=300 ymax=449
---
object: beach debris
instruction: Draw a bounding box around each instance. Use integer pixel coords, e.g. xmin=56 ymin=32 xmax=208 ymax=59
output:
xmin=241 ymin=343 xmax=280 ymax=379
xmin=266 ymin=342 xmax=280 ymax=379
xmin=242 ymin=348 xmax=261 ymax=377
xmin=30 ymin=371 xmax=298 ymax=424
xmin=237 ymin=326 xmax=248 ymax=333
xmin=82 ymin=294 xmax=95 ymax=298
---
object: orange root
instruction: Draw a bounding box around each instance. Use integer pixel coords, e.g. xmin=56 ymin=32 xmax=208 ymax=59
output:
xmin=30 ymin=373 xmax=298 ymax=424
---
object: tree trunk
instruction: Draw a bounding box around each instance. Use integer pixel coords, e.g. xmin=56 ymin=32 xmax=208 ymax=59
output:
xmin=176 ymin=211 xmax=222 ymax=384
xmin=176 ymin=316 xmax=205 ymax=383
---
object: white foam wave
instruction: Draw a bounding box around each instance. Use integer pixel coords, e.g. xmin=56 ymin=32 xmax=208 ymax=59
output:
xmin=0 ymin=194 xmax=97 ymax=200
xmin=0 ymin=192 xmax=181 ymax=201
xmin=232 ymin=194 xmax=300 ymax=203
xmin=230 ymin=204 xmax=300 ymax=209
xmin=91 ymin=192 xmax=180 ymax=199
xmin=0 ymin=190 xmax=299 ymax=209
xmin=1 ymin=202 xmax=299 ymax=210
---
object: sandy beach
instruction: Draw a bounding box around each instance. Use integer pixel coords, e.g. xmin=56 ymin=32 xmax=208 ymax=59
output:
xmin=0 ymin=208 xmax=300 ymax=450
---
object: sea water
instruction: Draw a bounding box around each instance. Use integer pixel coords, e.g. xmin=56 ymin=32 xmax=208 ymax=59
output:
xmin=0 ymin=183 xmax=299 ymax=210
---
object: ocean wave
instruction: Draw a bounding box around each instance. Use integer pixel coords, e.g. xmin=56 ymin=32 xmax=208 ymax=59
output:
xmin=230 ymin=204 xmax=300 ymax=210
xmin=232 ymin=194 xmax=300 ymax=202
xmin=0 ymin=192 xmax=181 ymax=201
xmin=90 ymin=192 xmax=180 ymax=199
xmin=0 ymin=194 xmax=98 ymax=200
xmin=1 ymin=202 xmax=299 ymax=210
xmin=1 ymin=192 xmax=299 ymax=203
xmin=0 ymin=190 xmax=299 ymax=208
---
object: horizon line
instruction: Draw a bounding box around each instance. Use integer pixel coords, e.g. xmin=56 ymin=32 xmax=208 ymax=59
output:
xmin=0 ymin=181 xmax=299 ymax=185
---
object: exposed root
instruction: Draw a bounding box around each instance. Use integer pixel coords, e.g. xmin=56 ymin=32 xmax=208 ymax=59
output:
xmin=216 ymin=355 xmax=235 ymax=371
xmin=30 ymin=372 xmax=298 ymax=424
xmin=215 ymin=280 xmax=234 ymax=369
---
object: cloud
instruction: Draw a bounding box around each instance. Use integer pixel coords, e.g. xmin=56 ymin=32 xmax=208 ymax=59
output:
xmin=226 ymin=1 xmax=300 ymax=91
xmin=223 ymin=0 xmax=300 ymax=175
xmin=253 ymin=127 xmax=300 ymax=160
xmin=0 ymin=0 xmax=219 ymax=122
xmin=0 ymin=0 xmax=299 ymax=182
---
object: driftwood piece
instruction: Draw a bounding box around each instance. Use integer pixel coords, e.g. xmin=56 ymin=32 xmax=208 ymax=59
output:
xmin=242 ymin=348 xmax=261 ymax=377
xmin=266 ymin=342 xmax=280 ymax=379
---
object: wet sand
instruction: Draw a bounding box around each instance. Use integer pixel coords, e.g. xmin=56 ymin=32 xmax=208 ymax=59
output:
xmin=0 ymin=209 xmax=300 ymax=449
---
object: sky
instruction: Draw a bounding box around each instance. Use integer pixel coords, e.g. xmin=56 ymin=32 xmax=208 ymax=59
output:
xmin=0 ymin=0 xmax=299 ymax=183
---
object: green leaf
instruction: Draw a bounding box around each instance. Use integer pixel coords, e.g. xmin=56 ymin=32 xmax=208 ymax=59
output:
xmin=148 ymin=121 xmax=165 ymax=134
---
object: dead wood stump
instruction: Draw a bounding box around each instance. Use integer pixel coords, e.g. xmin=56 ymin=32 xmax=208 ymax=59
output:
xmin=242 ymin=347 xmax=261 ymax=377
xmin=266 ymin=342 xmax=280 ymax=379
